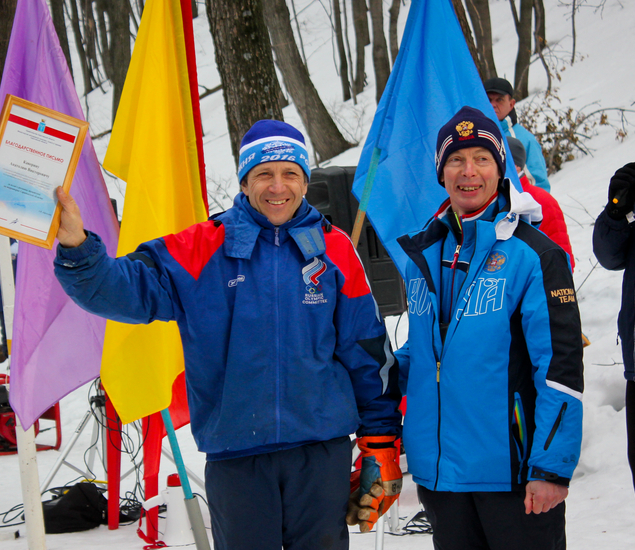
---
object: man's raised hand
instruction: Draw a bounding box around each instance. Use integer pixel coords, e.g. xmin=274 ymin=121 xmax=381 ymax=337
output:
xmin=55 ymin=187 xmax=87 ymax=248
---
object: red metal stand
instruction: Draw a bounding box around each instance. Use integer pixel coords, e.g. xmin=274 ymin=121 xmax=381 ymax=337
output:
xmin=105 ymin=391 xmax=122 ymax=530
xmin=0 ymin=373 xmax=61 ymax=455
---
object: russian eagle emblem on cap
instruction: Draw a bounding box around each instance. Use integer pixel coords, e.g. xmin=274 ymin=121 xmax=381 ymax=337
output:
xmin=456 ymin=120 xmax=474 ymax=138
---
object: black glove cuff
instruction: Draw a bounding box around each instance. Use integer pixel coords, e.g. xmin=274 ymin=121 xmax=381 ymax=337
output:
xmin=606 ymin=203 xmax=632 ymax=221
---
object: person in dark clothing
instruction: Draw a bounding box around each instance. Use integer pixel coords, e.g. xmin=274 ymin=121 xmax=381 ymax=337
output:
xmin=592 ymin=161 xmax=635 ymax=491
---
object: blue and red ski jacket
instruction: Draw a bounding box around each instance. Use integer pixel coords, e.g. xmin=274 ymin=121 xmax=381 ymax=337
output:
xmin=55 ymin=194 xmax=401 ymax=460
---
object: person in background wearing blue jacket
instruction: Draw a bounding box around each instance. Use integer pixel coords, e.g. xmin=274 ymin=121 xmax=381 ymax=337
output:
xmin=484 ymin=77 xmax=552 ymax=193
xmin=53 ymin=120 xmax=402 ymax=550
xmin=592 ymin=161 xmax=635 ymax=492
xmin=396 ymin=107 xmax=584 ymax=550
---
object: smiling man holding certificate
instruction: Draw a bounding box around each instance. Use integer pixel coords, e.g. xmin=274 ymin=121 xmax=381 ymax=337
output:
xmin=52 ymin=119 xmax=403 ymax=550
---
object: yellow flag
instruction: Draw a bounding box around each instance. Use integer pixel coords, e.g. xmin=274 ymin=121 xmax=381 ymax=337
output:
xmin=101 ymin=0 xmax=207 ymax=424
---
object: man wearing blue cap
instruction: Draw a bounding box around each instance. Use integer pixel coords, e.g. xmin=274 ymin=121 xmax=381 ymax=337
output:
xmin=53 ymin=119 xmax=402 ymax=549
xmin=396 ymin=106 xmax=583 ymax=549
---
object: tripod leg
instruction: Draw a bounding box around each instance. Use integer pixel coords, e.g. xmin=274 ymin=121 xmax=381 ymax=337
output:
xmin=40 ymin=410 xmax=92 ymax=492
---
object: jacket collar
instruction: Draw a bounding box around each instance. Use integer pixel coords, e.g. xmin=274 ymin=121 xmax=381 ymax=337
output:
xmin=216 ymin=193 xmax=326 ymax=260
xmin=401 ymin=179 xmax=542 ymax=252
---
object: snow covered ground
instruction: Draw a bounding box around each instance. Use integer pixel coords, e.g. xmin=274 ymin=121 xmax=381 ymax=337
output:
xmin=2 ymin=0 xmax=635 ymax=548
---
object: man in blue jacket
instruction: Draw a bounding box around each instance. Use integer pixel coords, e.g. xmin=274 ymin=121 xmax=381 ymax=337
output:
xmin=54 ymin=120 xmax=402 ymax=550
xmin=484 ymin=77 xmax=552 ymax=193
xmin=396 ymin=107 xmax=583 ymax=549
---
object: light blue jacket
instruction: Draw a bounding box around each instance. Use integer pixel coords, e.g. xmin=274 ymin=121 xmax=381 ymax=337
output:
xmin=396 ymin=182 xmax=583 ymax=492
xmin=502 ymin=116 xmax=551 ymax=193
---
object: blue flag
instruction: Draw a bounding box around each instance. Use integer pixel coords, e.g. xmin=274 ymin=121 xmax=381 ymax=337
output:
xmin=353 ymin=0 xmax=519 ymax=276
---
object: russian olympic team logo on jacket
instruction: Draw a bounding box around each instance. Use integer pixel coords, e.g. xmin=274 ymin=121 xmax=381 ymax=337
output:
xmin=302 ymin=257 xmax=328 ymax=305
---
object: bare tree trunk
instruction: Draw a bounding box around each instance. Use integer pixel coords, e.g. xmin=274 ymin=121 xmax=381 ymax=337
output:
xmin=68 ymin=0 xmax=95 ymax=94
xmin=333 ymin=0 xmax=351 ymax=101
xmin=50 ymin=0 xmax=74 ymax=79
xmin=512 ymin=0 xmax=533 ymax=99
xmin=0 ymin=0 xmax=17 ymax=80
xmin=206 ymin=0 xmax=284 ymax=166
xmin=368 ymin=0 xmax=390 ymax=103
xmin=451 ymin=0 xmax=486 ymax=81
xmin=571 ymin=0 xmax=577 ymax=64
xmin=342 ymin=1 xmax=356 ymax=103
xmin=533 ymin=0 xmax=551 ymax=92
xmin=465 ymin=0 xmax=497 ymax=80
xmin=82 ymin=1 xmax=100 ymax=80
xmin=388 ymin=0 xmax=400 ymax=66
xmin=534 ymin=0 xmax=546 ymax=53
xmin=191 ymin=0 xmax=198 ymax=18
xmin=351 ymin=0 xmax=369 ymax=95
xmin=290 ymin=0 xmax=308 ymax=67
xmin=263 ymin=0 xmax=354 ymax=162
xmin=103 ymin=0 xmax=131 ymax=122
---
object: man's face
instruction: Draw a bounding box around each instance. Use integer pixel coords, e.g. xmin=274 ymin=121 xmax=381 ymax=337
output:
xmin=242 ymin=161 xmax=308 ymax=225
xmin=487 ymin=91 xmax=516 ymax=121
xmin=441 ymin=147 xmax=500 ymax=217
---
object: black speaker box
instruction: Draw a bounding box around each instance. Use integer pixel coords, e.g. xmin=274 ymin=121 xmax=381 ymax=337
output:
xmin=307 ymin=166 xmax=406 ymax=317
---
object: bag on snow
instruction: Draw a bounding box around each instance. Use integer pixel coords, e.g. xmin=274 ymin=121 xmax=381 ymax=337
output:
xmin=42 ymin=482 xmax=108 ymax=533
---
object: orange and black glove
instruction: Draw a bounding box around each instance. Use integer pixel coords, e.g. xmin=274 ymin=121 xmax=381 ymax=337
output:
xmin=346 ymin=435 xmax=402 ymax=532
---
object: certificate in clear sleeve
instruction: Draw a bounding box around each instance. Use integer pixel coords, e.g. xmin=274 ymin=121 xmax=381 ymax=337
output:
xmin=0 ymin=95 xmax=89 ymax=249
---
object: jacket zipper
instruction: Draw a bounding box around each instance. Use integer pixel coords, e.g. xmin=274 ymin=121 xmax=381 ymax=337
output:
xmin=448 ymin=215 xmax=464 ymax=316
xmin=274 ymin=227 xmax=281 ymax=442
xmin=544 ymin=402 xmax=567 ymax=451
xmin=434 ymin=360 xmax=441 ymax=490
xmin=448 ymin=243 xmax=461 ymax=316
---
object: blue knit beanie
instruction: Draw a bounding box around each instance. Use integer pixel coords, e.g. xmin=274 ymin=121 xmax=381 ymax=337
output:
xmin=435 ymin=106 xmax=506 ymax=185
xmin=237 ymin=120 xmax=311 ymax=183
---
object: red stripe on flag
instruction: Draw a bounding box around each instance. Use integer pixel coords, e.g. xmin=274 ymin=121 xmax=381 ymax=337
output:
xmin=180 ymin=0 xmax=208 ymax=214
xmin=9 ymin=113 xmax=76 ymax=143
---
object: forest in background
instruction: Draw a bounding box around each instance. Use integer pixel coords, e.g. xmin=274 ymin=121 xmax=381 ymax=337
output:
xmin=0 ymin=0 xmax=620 ymax=177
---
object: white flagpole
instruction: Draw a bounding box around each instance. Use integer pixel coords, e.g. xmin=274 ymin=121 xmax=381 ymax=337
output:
xmin=0 ymin=236 xmax=47 ymax=549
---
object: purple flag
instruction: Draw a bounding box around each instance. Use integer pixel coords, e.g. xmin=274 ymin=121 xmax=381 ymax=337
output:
xmin=0 ymin=0 xmax=119 ymax=427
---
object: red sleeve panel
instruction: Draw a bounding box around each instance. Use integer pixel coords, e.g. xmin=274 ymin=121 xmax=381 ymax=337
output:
xmin=522 ymin=183 xmax=575 ymax=272
xmin=163 ymin=221 xmax=225 ymax=280
xmin=323 ymin=226 xmax=372 ymax=298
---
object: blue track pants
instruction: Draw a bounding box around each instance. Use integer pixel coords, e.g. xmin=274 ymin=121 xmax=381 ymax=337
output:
xmin=205 ymin=436 xmax=352 ymax=550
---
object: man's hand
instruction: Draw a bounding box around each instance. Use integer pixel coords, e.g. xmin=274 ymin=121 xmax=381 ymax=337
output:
xmin=524 ymin=480 xmax=568 ymax=514
xmin=607 ymin=162 xmax=635 ymax=220
xmin=346 ymin=436 xmax=402 ymax=532
xmin=56 ymin=187 xmax=87 ymax=248
xmin=346 ymin=479 xmax=384 ymax=533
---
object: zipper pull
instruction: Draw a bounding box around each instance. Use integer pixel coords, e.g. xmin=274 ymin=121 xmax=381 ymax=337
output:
xmin=450 ymin=244 xmax=461 ymax=269
xmin=275 ymin=227 xmax=280 ymax=246
xmin=436 ymin=361 xmax=440 ymax=383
